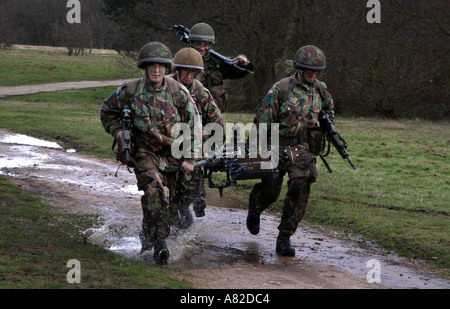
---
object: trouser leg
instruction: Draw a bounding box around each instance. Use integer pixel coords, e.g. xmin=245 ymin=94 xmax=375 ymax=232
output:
xmin=277 ymin=177 xmax=312 ymax=236
xmin=248 ymin=176 xmax=284 ymax=214
xmin=135 ymin=156 xmax=176 ymax=261
xmin=247 ymin=175 xmax=284 ymax=234
xmin=192 ymin=172 xmax=206 ymax=217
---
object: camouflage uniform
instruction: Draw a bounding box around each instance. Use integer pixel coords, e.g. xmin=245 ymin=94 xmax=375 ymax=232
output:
xmin=171 ymin=73 xmax=223 ymax=137
xmin=196 ymin=53 xmax=250 ymax=112
xmin=189 ymin=22 xmax=251 ymax=112
xmin=248 ymin=71 xmax=334 ymax=242
xmin=100 ymin=75 xmax=200 ymax=245
xmin=170 ymin=71 xmax=224 ymax=220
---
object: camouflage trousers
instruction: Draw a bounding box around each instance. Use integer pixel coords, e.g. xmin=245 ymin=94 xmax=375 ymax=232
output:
xmin=134 ymin=154 xmax=179 ymax=241
xmin=176 ymin=170 xmax=206 ymax=220
xmin=248 ymin=144 xmax=317 ymax=235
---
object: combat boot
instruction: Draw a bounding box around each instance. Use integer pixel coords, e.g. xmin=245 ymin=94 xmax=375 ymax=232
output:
xmin=139 ymin=229 xmax=153 ymax=254
xmin=276 ymin=233 xmax=295 ymax=256
xmin=192 ymin=196 xmax=206 ymax=217
xmin=178 ymin=204 xmax=193 ymax=229
xmin=246 ymin=209 xmax=260 ymax=235
xmin=153 ymin=239 xmax=170 ymax=265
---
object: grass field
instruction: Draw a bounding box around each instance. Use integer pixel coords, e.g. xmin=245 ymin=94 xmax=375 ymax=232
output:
xmin=0 ymin=48 xmax=140 ymax=86
xmin=0 ymin=48 xmax=448 ymax=287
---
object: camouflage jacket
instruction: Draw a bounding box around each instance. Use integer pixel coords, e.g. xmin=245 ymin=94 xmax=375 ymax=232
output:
xmin=100 ymin=75 xmax=201 ymax=167
xmin=170 ymin=73 xmax=223 ymax=128
xmin=196 ymin=52 xmax=250 ymax=89
xmin=253 ymin=72 xmax=335 ymax=139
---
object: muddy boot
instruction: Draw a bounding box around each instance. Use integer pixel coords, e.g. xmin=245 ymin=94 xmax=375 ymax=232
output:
xmin=192 ymin=196 xmax=206 ymax=217
xmin=139 ymin=229 xmax=153 ymax=254
xmin=153 ymin=239 xmax=170 ymax=265
xmin=276 ymin=233 xmax=295 ymax=256
xmin=246 ymin=209 xmax=260 ymax=235
xmin=178 ymin=203 xmax=193 ymax=229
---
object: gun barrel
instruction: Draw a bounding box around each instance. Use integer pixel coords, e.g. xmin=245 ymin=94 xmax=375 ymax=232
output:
xmin=195 ymin=157 xmax=216 ymax=168
xmin=347 ymin=157 xmax=356 ymax=169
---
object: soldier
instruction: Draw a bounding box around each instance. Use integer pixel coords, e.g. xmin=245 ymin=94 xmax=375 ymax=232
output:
xmin=170 ymin=47 xmax=224 ymax=228
xmin=189 ymin=22 xmax=252 ymax=112
xmin=100 ymin=42 xmax=200 ymax=265
xmin=246 ymin=45 xmax=335 ymax=256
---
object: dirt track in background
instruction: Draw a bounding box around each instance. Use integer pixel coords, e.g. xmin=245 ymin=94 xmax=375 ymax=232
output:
xmin=0 ymin=80 xmax=127 ymax=98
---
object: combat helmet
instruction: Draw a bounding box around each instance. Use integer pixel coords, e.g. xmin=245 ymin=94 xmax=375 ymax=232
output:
xmin=189 ymin=22 xmax=215 ymax=44
xmin=137 ymin=42 xmax=172 ymax=69
xmin=172 ymin=48 xmax=204 ymax=71
xmin=293 ymin=45 xmax=326 ymax=71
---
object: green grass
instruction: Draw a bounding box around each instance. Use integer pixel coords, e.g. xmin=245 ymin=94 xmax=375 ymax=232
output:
xmin=0 ymin=175 xmax=191 ymax=289
xmin=0 ymin=87 xmax=118 ymax=157
xmin=0 ymin=48 xmax=140 ymax=86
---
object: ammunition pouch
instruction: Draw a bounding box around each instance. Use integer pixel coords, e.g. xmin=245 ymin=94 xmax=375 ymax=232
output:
xmin=307 ymin=127 xmax=325 ymax=155
xmin=279 ymin=130 xmax=324 ymax=156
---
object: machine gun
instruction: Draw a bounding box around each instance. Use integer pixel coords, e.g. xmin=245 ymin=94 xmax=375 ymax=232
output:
xmin=318 ymin=110 xmax=356 ymax=170
xmin=190 ymin=126 xmax=278 ymax=196
xmin=181 ymin=144 xmax=278 ymax=197
xmin=173 ymin=24 xmax=254 ymax=75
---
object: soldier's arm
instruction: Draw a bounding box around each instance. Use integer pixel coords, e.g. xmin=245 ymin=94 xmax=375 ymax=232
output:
xmin=253 ymin=83 xmax=280 ymax=127
xmin=202 ymin=89 xmax=224 ymax=127
xmin=178 ymin=87 xmax=202 ymax=164
xmin=318 ymin=82 xmax=335 ymax=124
xmin=218 ymin=55 xmax=252 ymax=80
xmin=100 ymin=86 xmax=126 ymax=139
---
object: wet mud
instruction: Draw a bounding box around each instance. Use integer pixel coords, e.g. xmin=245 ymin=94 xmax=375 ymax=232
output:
xmin=1 ymin=130 xmax=448 ymax=289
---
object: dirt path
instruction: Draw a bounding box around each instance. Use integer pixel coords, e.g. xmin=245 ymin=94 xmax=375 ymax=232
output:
xmin=0 ymin=80 xmax=128 ymax=98
xmin=1 ymin=130 xmax=448 ymax=289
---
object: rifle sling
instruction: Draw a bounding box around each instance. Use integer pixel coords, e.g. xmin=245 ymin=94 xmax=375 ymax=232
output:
xmin=319 ymin=153 xmax=333 ymax=173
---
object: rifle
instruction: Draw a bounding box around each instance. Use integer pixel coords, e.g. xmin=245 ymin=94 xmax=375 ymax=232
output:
xmin=173 ymin=24 xmax=254 ymax=75
xmin=113 ymin=104 xmax=136 ymax=174
xmin=318 ymin=110 xmax=356 ymax=170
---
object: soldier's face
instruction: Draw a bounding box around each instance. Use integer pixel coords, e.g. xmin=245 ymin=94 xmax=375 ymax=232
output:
xmin=303 ymin=70 xmax=318 ymax=83
xmin=147 ymin=64 xmax=166 ymax=86
xmin=179 ymin=69 xmax=197 ymax=86
xmin=192 ymin=41 xmax=210 ymax=56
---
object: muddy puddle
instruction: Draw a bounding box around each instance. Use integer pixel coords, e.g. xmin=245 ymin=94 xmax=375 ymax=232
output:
xmin=0 ymin=130 xmax=448 ymax=289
